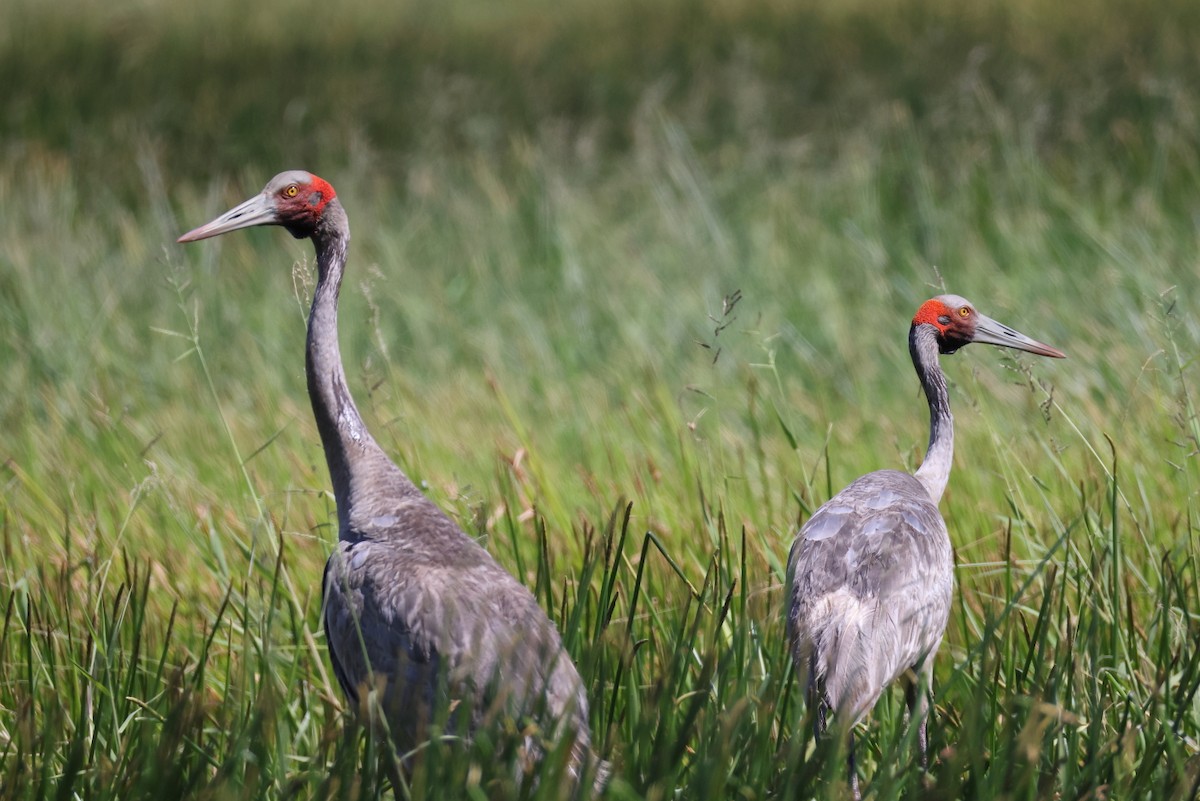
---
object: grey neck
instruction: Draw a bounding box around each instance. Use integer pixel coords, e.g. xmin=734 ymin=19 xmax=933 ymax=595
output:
xmin=305 ymin=200 xmax=389 ymax=532
xmin=910 ymin=324 xmax=954 ymax=503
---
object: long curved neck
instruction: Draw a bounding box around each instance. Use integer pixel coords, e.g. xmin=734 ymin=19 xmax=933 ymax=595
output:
xmin=910 ymin=324 xmax=954 ymax=503
xmin=305 ymin=200 xmax=391 ymax=530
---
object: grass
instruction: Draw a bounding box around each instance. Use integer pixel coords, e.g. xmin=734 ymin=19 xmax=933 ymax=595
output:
xmin=2 ymin=0 xmax=1200 ymax=797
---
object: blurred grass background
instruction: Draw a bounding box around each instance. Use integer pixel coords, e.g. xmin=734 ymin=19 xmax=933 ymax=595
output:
xmin=2 ymin=0 xmax=1200 ymax=798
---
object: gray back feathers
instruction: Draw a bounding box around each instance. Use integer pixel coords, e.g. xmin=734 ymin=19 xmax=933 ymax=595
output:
xmin=788 ymin=470 xmax=953 ymax=722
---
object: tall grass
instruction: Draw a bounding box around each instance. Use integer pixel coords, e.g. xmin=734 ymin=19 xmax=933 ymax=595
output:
xmin=2 ymin=0 xmax=1200 ymax=798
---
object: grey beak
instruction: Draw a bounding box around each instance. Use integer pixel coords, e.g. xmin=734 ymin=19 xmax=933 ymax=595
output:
xmin=972 ymin=313 xmax=1066 ymax=358
xmin=178 ymin=193 xmax=278 ymax=243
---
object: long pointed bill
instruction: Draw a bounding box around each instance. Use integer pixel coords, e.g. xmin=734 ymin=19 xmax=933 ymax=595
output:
xmin=972 ymin=313 xmax=1066 ymax=358
xmin=177 ymin=193 xmax=279 ymax=243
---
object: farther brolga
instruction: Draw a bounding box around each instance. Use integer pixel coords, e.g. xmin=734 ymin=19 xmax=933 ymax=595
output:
xmin=787 ymin=295 xmax=1064 ymax=798
xmin=178 ymin=172 xmax=606 ymax=792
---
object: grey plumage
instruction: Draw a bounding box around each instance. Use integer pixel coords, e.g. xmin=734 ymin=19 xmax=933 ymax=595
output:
xmin=178 ymin=171 xmax=605 ymax=791
xmin=787 ymin=294 xmax=1064 ymax=797
xmin=788 ymin=470 xmax=952 ymax=723
xmin=322 ymin=494 xmax=591 ymax=757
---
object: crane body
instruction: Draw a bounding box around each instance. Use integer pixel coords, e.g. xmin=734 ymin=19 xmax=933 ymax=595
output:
xmin=178 ymin=171 xmax=604 ymax=791
xmin=787 ymin=294 xmax=1064 ymax=798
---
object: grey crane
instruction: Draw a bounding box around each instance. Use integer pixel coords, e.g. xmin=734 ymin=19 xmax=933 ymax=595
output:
xmin=178 ymin=171 xmax=606 ymax=792
xmin=787 ymin=294 xmax=1064 ymax=798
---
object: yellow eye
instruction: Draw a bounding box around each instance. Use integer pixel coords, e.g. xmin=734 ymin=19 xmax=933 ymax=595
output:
xmin=958 ymin=306 xmax=971 ymax=317
xmin=284 ymin=185 xmax=299 ymax=198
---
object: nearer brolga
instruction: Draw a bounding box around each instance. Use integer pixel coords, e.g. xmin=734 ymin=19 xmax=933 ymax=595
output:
xmin=178 ymin=171 xmax=607 ymax=791
xmin=787 ymin=295 xmax=1064 ymax=798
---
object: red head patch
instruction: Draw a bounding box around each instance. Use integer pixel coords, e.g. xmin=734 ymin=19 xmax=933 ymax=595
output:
xmin=912 ymin=298 xmax=954 ymax=330
xmin=306 ymin=174 xmax=336 ymax=216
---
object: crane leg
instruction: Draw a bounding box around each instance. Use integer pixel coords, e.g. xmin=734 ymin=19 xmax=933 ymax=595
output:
xmin=847 ymin=730 xmax=861 ymax=801
xmin=906 ymin=664 xmax=934 ymax=772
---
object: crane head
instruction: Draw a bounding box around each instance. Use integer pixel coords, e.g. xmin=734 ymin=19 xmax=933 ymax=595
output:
xmin=912 ymin=295 xmax=1065 ymax=358
xmin=177 ymin=171 xmax=337 ymax=243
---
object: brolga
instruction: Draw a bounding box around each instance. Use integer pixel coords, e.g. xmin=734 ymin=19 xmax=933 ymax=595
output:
xmin=787 ymin=295 xmax=1064 ymax=798
xmin=178 ymin=171 xmax=606 ymax=791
